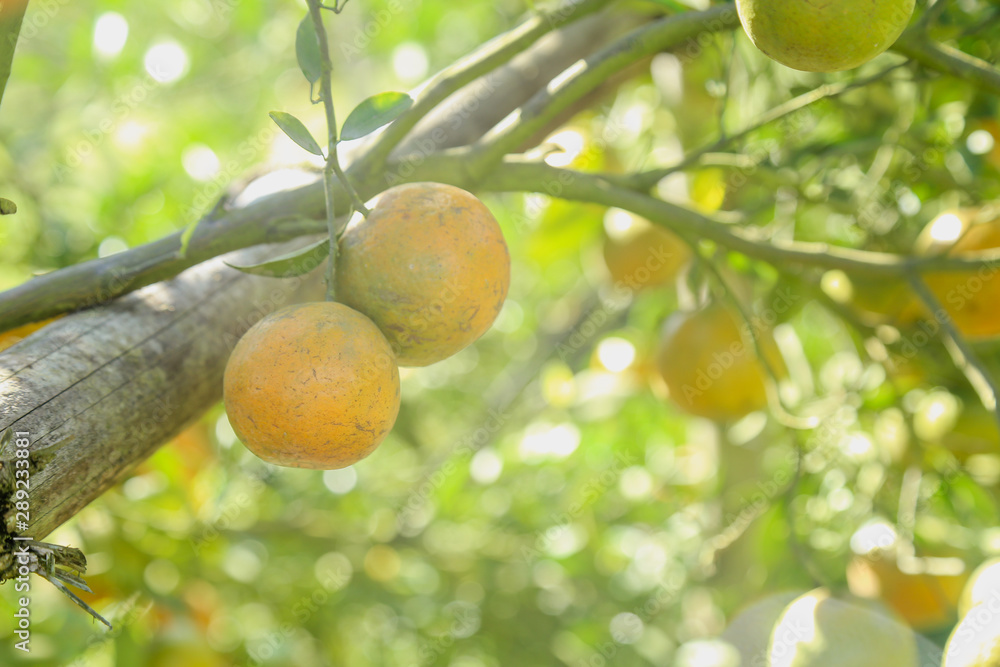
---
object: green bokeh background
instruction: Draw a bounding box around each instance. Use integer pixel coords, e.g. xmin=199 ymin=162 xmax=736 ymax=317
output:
xmin=1 ymin=0 xmax=1000 ymax=665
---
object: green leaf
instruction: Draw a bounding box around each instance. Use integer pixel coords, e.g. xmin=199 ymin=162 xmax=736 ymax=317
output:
xmin=225 ymin=236 xmax=331 ymax=278
xmin=0 ymin=1 xmax=28 ymax=110
xmin=295 ymin=14 xmax=323 ymax=85
xmin=269 ymin=111 xmax=324 ymax=156
xmin=340 ymin=92 xmax=414 ymax=141
xmin=0 ymin=197 xmax=16 ymax=215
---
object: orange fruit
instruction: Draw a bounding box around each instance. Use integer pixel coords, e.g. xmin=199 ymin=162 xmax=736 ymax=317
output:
xmin=601 ymin=224 xmax=690 ymax=291
xmin=223 ymin=302 xmax=400 ymax=469
xmin=335 ymin=182 xmax=510 ymax=367
xmin=736 ymin=0 xmax=915 ymax=73
xmin=654 ymin=303 xmax=781 ymax=421
xmin=0 ymin=315 xmax=62 ymax=352
xmin=847 ymin=555 xmax=966 ymax=631
xmin=915 ymin=207 xmax=1000 ymax=340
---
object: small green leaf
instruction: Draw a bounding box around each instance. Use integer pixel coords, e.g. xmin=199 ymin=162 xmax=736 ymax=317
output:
xmin=340 ymin=92 xmax=414 ymax=141
xmin=0 ymin=197 xmax=16 ymax=214
xmin=295 ymin=14 xmax=323 ymax=85
xmin=225 ymin=236 xmax=331 ymax=278
xmin=270 ymin=111 xmax=324 ymax=156
xmin=0 ymin=0 xmax=28 ymax=109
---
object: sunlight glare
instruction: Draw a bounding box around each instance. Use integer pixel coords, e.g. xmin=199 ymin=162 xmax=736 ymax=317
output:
xmin=928 ymin=212 xmax=964 ymax=243
xmin=93 ymin=12 xmax=128 ymax=59
xmin=596 ymin=337 xmax=636 ymax=373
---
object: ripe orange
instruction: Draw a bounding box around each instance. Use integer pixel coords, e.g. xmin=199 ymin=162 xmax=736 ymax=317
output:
xmin=223 ymin=302 xmax=400 ymax=469
xmin=654 ymin=302 xmax=781 ymax=421
xmin=335 ymin=182 xmax=510 ymax=367
xmin=601 ymin=224 xmax=690 ymax=291
xmin=847 ymin=554 xmax=966 ymax=631
xmin=0 ymin=316 xmax=62 ymax=353
xmin=916 ymin=207 xmax=1000 ymax=340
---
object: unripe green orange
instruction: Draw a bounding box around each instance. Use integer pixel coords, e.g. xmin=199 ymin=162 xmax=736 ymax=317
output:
xmin=736 ymin=0 xmax=915 ymax=72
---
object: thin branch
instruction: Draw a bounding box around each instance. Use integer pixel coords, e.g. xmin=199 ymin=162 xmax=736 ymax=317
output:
xmin=631 ymin=62 xmax=908 ymax=190
xmin=469 ymin=4 xmax=742 ymax=173
xmin=917 ymin=0 xmax=950 ymax=31
xmin=692 ymin=252 xmax=820 ymax=430
xmin=480 ymin=158 xmax=1000 ymax=277
xmin=905 ymin=271 xmax=1000 ymax=436
xmin=892 ymin=28 xmax=1000 ymax=96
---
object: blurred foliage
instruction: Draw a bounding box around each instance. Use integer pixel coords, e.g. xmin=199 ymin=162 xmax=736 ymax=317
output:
xmin=2 ymin=0 xmax=1000 ymax=666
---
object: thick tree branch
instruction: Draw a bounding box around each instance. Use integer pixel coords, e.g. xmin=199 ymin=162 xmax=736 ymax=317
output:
xmin=0 ymin=239 xmax=326 ymax=546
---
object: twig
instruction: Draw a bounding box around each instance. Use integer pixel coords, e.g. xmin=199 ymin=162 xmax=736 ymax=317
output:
xmin=630 ymin=62 xmax=908 ymax=190
xmin=690 ymin=251 xmax=820 ymax=430
xmin=917 ymin=0 xmax=950 ymax=32
xmin=892 ymin=28 xmax=1000 ymax=96
xmin=784 ymin=441 xmax=826 ymax=588
xmin=10 ymin=155 xmax=1000 ymax=334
